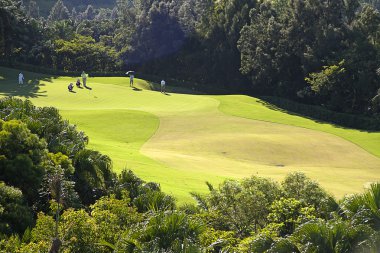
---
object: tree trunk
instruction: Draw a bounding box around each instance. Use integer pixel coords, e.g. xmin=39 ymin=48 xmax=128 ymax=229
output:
xmin=49 ymin=238 xmax=62 ymax=253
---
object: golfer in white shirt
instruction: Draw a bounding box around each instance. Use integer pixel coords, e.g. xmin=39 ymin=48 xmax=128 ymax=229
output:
xmin=161 ymin=80 xmax=166 ymax=93
xmin=18 ymin=72 xmax=24 ymax=85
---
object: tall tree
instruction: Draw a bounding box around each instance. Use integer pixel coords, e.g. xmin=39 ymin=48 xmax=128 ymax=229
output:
xmin=27 ymin=0 xmax=40 ymax=19
xmin=48 ymin=0 xmax=70 ymax=22
xmin=0 ymin=0 xmax=36 ymax=64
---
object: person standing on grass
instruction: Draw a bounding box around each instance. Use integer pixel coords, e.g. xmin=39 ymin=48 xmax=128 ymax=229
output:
xmin=161 ymin=79 xmax=166 ymax=93
xmin=130 ymin=73 xmax=134 ymax=87
xmin=81 ymin=71 xmax=87 ymax=87
xmin=18 ymin=72 xmax=24 ymax=85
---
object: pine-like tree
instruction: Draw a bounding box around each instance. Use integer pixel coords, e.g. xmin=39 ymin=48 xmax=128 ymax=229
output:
xmin=48 ymin=0 xmax=70 ymax=22
xmin=27 ymin=0 xmax=40 ymax=19
xmin=83 ymin=5 xmax=95 ymax=20
xmin=71 ymin=7 xmax=78 ymax=22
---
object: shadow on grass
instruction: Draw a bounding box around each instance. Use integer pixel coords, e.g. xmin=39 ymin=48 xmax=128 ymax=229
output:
xmin=0 ymin=67 xmax=56 ymax=98
xmin=146 ymin=81 xmax=203 ymax=95
xmin=257 ymin=96 xmax=378 ymax=133
xmin=132 ymin=87 xmax=142 ymax=91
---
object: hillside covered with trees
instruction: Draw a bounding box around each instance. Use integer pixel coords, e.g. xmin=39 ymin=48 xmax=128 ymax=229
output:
xmin=24 ymin=0 xmax=117 ymax=16
xmin=1 ymin=0 xmax=380 ymax=117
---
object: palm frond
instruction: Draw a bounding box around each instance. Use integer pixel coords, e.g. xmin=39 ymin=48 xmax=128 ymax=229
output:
xmin=97 ymin=240 xmax=116 ymax=250
xmin=268 ymin=237 xmax=300 ymax=253
xmin=190 ymin=192 xmax=208 ymax=210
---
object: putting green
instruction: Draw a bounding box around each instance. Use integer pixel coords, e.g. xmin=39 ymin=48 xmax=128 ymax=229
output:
xmin=1 ymin=67 xmax=380 ymax=203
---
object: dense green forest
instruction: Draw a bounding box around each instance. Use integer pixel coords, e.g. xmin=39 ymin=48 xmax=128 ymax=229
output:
xmin=1 ymin=0 xmax=380 ymax=116
xmin=24 ymin=0 xmax=116 ymax=16
xmin=0 ymin=97 xmax=380 ymax=252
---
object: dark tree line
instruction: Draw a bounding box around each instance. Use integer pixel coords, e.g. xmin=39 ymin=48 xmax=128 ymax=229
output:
xmin=238 ymin=0 xmax=380 ymax=114
xmin=1 ymin=0 xmax=380 ymax=115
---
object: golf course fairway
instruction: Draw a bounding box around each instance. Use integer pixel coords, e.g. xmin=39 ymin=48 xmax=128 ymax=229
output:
xmin=1 ymin=67 xmax=380 ymax=203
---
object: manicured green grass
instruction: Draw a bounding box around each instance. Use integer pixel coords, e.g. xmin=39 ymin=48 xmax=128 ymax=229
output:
xmin=1 ymin=67 xmax=380 ymax=203
xmin=215 ymin=95 xmax=380 ymax=158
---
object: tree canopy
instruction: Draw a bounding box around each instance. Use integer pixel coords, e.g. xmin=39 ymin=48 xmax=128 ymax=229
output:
xmin=1 ymin=0 xmax=380 ymax=116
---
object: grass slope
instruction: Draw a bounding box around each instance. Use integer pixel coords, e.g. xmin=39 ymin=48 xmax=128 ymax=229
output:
xmin=216 ymin=95 xmax=380 ymax=158
xmin=1 ymin=67 xmax=380 ymax=202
